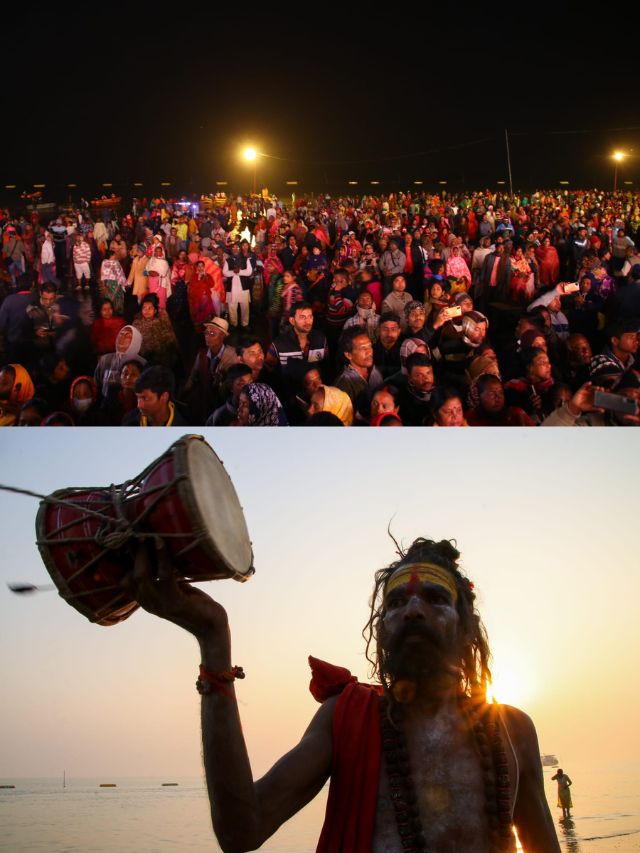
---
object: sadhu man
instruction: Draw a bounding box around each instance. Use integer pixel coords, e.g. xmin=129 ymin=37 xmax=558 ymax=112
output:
xmin=129 ymin=537 xmax=560 ymax=852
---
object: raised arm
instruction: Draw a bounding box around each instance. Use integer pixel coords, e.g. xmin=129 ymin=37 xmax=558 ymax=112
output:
xmin=128 ymin=541 xmax=333 ymax=852
xmin=506 ymin=706 xmax=561 ymax=853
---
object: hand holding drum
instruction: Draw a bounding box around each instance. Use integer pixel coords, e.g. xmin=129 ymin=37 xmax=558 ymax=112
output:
xmin=125 ymin=536 xmax=230 ymax=648
xmin=35 ymin=435 xmax=254 ymax=627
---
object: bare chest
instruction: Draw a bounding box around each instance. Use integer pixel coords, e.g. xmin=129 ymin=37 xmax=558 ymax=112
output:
xmin=373 ymin=717 xmax=498 ymax=853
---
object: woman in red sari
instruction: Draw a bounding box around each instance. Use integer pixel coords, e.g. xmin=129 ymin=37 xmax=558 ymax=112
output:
xmin=263 ymin=244 xmax=284 ymax=287
xmin=467 ymin=209 xmax=478 ymax=243
xmin=188 ymin=260 xmax=215 ymax=329
xmin=509 ymin=246 xmax=534 ymax=304
xmin=535 ymin=236 xmax=560 ymax=286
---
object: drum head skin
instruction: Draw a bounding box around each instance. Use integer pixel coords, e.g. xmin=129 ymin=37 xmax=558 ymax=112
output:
xmin=138 ymin=435 xmax=255 ymax=582
xmin=180 ymin=438 xmax=253 ymax=580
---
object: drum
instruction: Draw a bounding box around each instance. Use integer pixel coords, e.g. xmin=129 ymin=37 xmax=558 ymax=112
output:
xmin=36 ymin=435 xmax=254 ymax=626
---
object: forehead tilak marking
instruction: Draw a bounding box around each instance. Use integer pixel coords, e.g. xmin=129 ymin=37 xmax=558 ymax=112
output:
xmin=385 ymin=562 xmax=459 ymax=603
xmin=407 ymin=570 xmax=421 ymax=596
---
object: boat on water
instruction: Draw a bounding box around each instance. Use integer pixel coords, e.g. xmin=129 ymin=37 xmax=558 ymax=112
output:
xmin=541 ymin=753 xmax=559 ymax=767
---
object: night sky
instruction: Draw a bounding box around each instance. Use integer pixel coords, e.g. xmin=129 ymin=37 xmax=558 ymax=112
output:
xmin=4 ymin=6 xmax=639 ymax=199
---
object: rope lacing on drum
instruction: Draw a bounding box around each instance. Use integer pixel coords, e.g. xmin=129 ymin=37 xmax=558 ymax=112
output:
xmin=0 ymin=482 xmax=143 ymax=547
xmin=1 ymin=477 xmax=193 ymax=550
xmin=94 ymin=480 xmax=135 ymax=550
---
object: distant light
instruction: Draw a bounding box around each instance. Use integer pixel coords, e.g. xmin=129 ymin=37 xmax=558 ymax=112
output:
xmin=133 ymin=182 xmax=143 ymax=187
xmin=67 ymin=183 xmax=77 ymax=188
xmin=4 ymin=184 xmax=16 ymax=189
xmin=160 ymin=182 xmax=171 ymax=187
xmin=439 ymin=181 xmax=447 ymax=185
xmin=33 ymin=184 xmax=46 ymax=188
xmin=497 ymin=181 xmax=506 ymax=185
xmin=559 ymin=181 xmax=569 ymax=185
xmin=613 ymin=151 xmax=625 ymax=162
xmin=286 ymin=181 xmax=298 ymax=186
xmin=102 ymin=183 xmax=112 ymax=188
xmin=413 ymin=181 xmax=423 ymax=185
xmin=215 ymin=181 xmax=228 ymax=186
xmin=348 ymin=181 xmax=358 ymax=185
xmin=624 ymin=181 xmax=633 ymax=185
xmin=370 ymin=181 xmax=380 ymax=185
xmin=243 ymin=147 xmax=257 ymax=162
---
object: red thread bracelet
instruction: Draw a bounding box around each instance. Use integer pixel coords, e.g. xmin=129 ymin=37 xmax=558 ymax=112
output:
xmin=196 ymin=665 xmax=245 ymax=696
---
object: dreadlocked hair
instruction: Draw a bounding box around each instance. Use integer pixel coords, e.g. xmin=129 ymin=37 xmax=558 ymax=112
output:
xmin=362 ymin=537 xmax=492 ymax=705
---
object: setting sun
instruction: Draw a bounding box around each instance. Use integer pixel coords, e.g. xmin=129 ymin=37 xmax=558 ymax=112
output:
xmin=486 ymin=664 xmax=534 ymax=708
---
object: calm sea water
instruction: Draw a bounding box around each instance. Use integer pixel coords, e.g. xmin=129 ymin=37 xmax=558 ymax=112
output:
xmin=1 ymin=762 xmax=638 ymax=852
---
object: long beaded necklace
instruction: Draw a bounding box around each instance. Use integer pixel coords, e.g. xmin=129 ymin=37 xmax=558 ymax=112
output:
xmin=379 ymin=694 xmax=513 ymax=852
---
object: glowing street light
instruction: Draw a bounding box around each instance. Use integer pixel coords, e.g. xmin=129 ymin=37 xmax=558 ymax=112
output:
xmin=612 ymin=151 xmax=625 ymax=192
xmin=241 ymin=146 xmax=258 ymax=194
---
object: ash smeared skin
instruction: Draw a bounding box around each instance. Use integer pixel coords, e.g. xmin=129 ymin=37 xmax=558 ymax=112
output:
xmin=373 ymin=706 xmax=517 ymax=853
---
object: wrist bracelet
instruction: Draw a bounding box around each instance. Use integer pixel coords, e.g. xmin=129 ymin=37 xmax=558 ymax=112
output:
xmin=196 ymin=664 xmax=245 ymax=697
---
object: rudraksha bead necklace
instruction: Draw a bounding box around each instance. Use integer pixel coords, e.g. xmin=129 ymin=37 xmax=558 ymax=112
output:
xmin=379 ymin=694 xmax=513 ymax=852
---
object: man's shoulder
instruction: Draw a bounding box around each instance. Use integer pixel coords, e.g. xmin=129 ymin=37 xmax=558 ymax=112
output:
xmin=272 ymin=327 xmax=298 ymax=350
xmin=497 ymin=703 xmax=534 ymax=729
xmin=170 ymin=404 xmax=189 ymax=426
xmin=308 ymin=328 xmax=328 ymax=347
xmin=122 ymin=409 xmax=141 ymax=426
xmin=2 ymin=292 xmax=32 ymax=310
xmin=497 ymin=703 xmax=540 ymax=766
xmin=336 ymin=366 xmax=364 ymax=388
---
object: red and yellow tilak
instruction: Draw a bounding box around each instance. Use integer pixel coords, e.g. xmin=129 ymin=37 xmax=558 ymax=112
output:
xmin=384 ymin=562 xmax=458 ymax=603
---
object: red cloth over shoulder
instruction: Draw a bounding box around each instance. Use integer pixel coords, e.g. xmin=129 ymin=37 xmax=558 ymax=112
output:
xmin=308 ymin=656 xmax=357 ymax=702
xmin=309 ymin=657 xmax=382 ymax=853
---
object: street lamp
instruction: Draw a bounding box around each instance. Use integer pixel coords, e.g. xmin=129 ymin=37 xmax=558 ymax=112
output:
xmin=242 ymin=146 xmax=258 ymax=195
xmin=612 ymin=151 xmax=625 ymax=192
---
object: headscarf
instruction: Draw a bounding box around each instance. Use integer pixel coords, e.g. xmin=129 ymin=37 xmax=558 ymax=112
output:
xmin=461 ymin=311 xmax=489 ymax=348
xmin=7 ymin=364 xmax=35 ymax=404
xmin=100 ymin=326 xmax=146 ymax=397
xmin=242 ymin=383 xmax=288 ymax=426
xmin=371 ymin=411 xmax=403 ymax=426
xmin=7 ymin=364 xmax=35 ymax=403
xmin=115 ymin=325 xmax=143 ymax=361
xmin=322 ymin=385 xmax=354 ymax=426
xmin=69 ymin=375 xmax=97 ymax=404
xmin=467 ymin=352 xmax=501 ymax=382
xmin=400 ymin=337 xmax=430 ymax=373
xmin=403 ymin=300 xmax=425 ymax=319
xmin=0 ymin=364 xmax=35 ymax=426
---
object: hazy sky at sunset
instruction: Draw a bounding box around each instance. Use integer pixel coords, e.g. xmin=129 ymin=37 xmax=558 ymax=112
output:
xmin=1 ymin=429 xmax=637 ymax=781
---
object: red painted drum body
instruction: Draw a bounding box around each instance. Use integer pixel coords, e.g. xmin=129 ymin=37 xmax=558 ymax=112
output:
xmin=36 ymin=435 xmax=254 ymax=626
xmin=36 ymin=488 xmax=139 ymax=626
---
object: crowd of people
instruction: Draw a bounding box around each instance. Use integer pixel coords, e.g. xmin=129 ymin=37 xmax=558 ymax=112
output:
xmin=1 ymin=187 xmax=639 ymax=426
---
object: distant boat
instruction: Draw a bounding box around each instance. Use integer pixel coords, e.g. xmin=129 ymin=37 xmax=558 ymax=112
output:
xmin=162 ymin=783 xmax=179 ymax=786
xmin=541 ymin=753 xmax=559 ymax=767
xmin=99 ymin=783 xmax=117 ymax=787
xmin=0 ymin=785 xmax=15 ymax=789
